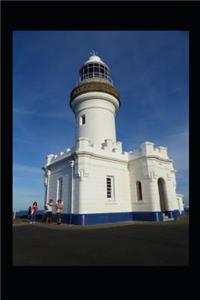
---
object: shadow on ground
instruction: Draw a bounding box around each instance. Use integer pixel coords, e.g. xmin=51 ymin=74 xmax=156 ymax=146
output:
xmin=13 ymin=214 xmax=189 ymax=266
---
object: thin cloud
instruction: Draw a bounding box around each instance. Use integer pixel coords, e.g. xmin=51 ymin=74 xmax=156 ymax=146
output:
xmin=14 ymin=108 xmax=66 ymax=119
xmin=13 ymin=176 xmax=42 ymax=182
xmin=167 ymin=85 xmax=186 ymax=96
xmin=13 ymin=163 xmax=43 ymax=177
xmin=13 ymin=188 xmax=44 ymax=211
xmin=164 ymin=130 xmax=189 ymax=171
xmin=166 ymin=130 xmax=189 ymax=139
xmin=14 ymin=137 xmax=35 ymax=145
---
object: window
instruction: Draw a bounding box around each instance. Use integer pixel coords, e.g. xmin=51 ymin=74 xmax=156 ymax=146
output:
xmin=79 ymin=62 xmax=112 ymax=83
xmin=57 ymin=177 xmax=63 ymax=201
xmin=104 ymin=67 xmax=109 ymax=74
xmin=80 ymin=114 xmax=86 ymax=125
xmin=136 ymin=181 xmax=143 ymax=201
xmin=83 ymin=66 xmax=88 ymax=73
xmin=106 ymin=176 xmax=114 ymax=200
xmin=94 ymin=66 xmax=99 ymax=73
xmin=88 ymin=64 xmax=93 ymax=75
xmin=107 ymin=177 xmax=112 ymax=198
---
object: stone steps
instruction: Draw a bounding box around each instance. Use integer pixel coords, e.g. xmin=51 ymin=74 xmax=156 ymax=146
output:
xmin=163 ymin=214 xmax=174 ymax=221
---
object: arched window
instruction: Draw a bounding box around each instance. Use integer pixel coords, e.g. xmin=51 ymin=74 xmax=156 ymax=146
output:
xmin=80 ymin=114 xmax=86 ymax=125
xmin=136 ymin=181 xmax=143 ymax=201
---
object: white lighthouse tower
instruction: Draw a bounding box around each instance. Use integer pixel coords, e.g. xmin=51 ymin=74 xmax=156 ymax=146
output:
xmin=43 ymin=52 xmax=184 ymax=225
xmin=70 ymin=51 xmax=120 ymax=147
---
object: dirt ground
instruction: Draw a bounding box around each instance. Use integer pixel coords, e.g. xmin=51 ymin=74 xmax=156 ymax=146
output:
xmin=13 ymin=215 xmax=189 ymax=266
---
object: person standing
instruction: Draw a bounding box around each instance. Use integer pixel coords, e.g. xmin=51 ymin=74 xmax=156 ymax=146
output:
xmin=55 ymin=200 xmax=63 ymax=225
xmin=45 ymin=199 xmax=53 ymax=224
xmin=30 ymin=202 xmax=38 ymax=224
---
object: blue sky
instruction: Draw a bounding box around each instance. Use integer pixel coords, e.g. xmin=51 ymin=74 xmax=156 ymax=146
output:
xmin=13 ymin=31 xmax=189 ymax=211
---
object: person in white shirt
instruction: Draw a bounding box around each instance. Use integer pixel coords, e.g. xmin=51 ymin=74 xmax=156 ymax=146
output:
xmin=55 ymin=200 xmax=63 ymax=225
xmin=45 ymin=199 xmax=53 ymax=224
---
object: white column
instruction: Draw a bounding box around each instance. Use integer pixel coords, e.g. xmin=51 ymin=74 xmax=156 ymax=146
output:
xmin=70 ymin=160 xmax=75 ymax=223
xmin=72 ymin=92 xmax=119 ymax=147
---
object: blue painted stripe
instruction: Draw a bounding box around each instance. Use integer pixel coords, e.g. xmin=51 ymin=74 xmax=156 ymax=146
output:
xmin=39 ymin=210 xmax=183 ymax=225
xmin=172 ymin=210 xmax=181 ymax=219
xmin=133 ymin=211 xmax=163 ymax=221
xmin=55 ymin=210 xmax=179 ymax=225
xmin=71 ymin=212 xmax=133 ymax=225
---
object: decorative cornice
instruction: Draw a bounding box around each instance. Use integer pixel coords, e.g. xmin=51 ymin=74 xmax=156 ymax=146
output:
xmin=46 ymin=154 xmax=75 ymax=168
xmin=76 ymin=150 xmax=128 ymax=165
xmin=129 ymin=155 xmax=172 ymax=163
xmin=70 ymin=81 xmax=120 ymax=107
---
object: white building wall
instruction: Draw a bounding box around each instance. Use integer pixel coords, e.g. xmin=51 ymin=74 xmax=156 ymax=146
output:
xmin=129 ymin=153 xmax=179 ymax=212
xmin=176 ymin=194 xmax=184 ymax=212
xmin=145 ymin=158 xmax=179 ymax=211
xmin=47 ymin=160 xmax=72 ymax=214
xmin=45 ymin=140 xmax=181 ymax=218
xmin=76 ymin=106 xmax=116 ymax=145
xmin=129 ymin=158 xmax=158 ymax=211
xmin=74 ymin=154 xmax=131 ymax=214
xmin=72 ymin=92 xmax=119 ymax=146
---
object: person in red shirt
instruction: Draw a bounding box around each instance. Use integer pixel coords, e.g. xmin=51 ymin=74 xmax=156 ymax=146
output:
xmin=30 ymin=201 xmax=38 ymax=224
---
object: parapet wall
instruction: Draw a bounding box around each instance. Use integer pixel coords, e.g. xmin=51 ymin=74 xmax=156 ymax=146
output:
xmin=45 ymin=140 xmax=171 ymax=167
xmin=46 ymin=138 xmax=127 ymax=166
xmin=74 ymin=137 xmax=127 ymax=162
xmin=129 ymin=141 xmax=170 ymax=161
xmin=46 ymin=148 xmax=73 ymax=165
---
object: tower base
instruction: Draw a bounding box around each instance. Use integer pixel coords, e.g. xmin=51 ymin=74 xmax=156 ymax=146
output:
xmin=54 ymin=210 xmax=183 ymax=225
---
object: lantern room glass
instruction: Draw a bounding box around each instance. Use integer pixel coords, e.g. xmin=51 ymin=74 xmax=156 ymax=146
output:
xmin=79 ymin=63 xmax=113 ymax=84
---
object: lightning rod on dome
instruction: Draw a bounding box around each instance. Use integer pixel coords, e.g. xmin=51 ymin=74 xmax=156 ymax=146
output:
xmin=90 ymin=50 xmax=97 ymax=56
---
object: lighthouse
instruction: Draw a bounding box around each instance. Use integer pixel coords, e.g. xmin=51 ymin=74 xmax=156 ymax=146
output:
xmin=43 ymin=52 xmax=184 ymax=225
xmin=70 ymin=51 xmax=120 ymax=147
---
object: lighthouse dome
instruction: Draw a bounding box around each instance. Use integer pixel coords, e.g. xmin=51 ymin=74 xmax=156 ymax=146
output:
xmin=84 ymin=51 xmax=109 ymax=69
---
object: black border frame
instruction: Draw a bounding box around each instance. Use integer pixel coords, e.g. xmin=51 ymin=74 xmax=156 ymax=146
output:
xmin=2 ymin=1 xmax=197 ymax=298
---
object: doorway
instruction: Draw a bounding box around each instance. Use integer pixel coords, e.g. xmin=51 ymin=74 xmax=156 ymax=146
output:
xmin=158 ymin=178 xmax=168 ymax=211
